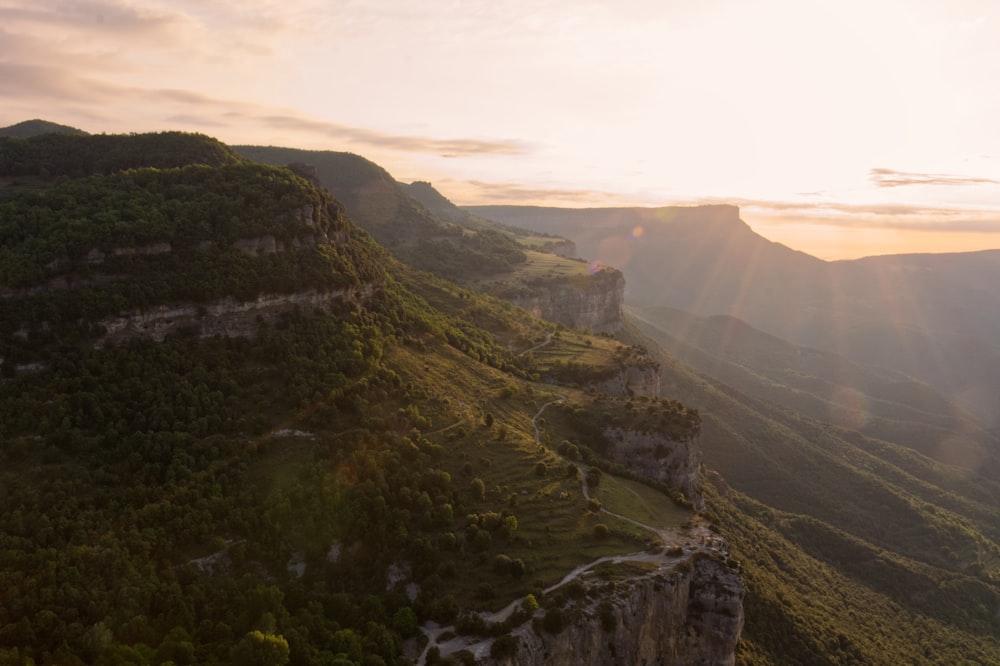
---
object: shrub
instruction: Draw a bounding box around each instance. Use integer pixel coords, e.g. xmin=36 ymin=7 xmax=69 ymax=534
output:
xmin=494 ymin=554 xmax=512 ymax=574
xmin=593 ymin=524 xmax=610 ymax=539
xmin=490 ymin=633 xmax=519 ymax=659
xmin=542 ymin=607 xmax=565 ymax=634
xmin=586 ymin=468 xmax=601 ymax=487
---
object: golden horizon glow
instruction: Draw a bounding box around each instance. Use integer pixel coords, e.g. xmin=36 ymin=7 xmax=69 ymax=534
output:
xmin=2 ymin=0 xmax=1000 ymax=260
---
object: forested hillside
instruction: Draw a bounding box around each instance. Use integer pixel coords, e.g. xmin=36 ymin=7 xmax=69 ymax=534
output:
xmin=233 ymin=146 xmax=528 ymax=282
xmin=3 ymin=126 xmax=999 ymax=665
xmin=0 ymin=130 xmax=710 ymax=665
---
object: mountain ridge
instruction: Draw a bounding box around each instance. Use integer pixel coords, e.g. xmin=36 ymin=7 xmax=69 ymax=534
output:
xmin=4 ymin=120 xmax=1000 ymax=665
xmin=0 ymin=126 xmax=741 ymax=665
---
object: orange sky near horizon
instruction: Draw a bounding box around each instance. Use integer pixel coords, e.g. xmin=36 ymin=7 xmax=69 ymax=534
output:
xmin=745 ymin=217 xmax=1000 ymax=260
xmin=2 ymin=0 xmax=1000 ymax=260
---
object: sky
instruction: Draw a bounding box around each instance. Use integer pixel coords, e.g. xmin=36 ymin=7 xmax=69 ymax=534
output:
xmin=3 ymin=0 xmax=1000 ymax=259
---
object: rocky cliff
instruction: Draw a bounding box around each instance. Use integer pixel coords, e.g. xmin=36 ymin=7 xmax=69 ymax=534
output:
xmin=502 ymin=268 xmax=624 ymax=333
xmin=603 ymin=427 xmax=703 ymax=510
xmin=95 ymin=285 xmax=374 ymax=346
xmin=595 ymin=362 xmax=661 ymax=398
xmin=487 ymin=553 xmax=743 ymax=666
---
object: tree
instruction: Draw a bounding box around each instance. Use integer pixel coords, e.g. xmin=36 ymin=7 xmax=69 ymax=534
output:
xmin=229 ymin=630 xmax=290 ymax=666
xmin=330 ymin=629 xmax=363 ymax=663
xmin=491 ymin=633 xmax=519 ymax=659
xmin=470 ymin=477 xmax=486 ymax=501
xmin=586 ymin=468 xmax=601 ymax=487
xmin=392 ymin=607 xmax=418 ymax=637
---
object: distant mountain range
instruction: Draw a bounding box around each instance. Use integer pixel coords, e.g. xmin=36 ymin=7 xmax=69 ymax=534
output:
xmin=468 ymin=204 xmax=1000 ymax=433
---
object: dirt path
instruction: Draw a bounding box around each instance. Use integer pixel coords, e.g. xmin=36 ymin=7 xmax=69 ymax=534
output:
xmin=517 ymin=331 xmax=554 ymax=358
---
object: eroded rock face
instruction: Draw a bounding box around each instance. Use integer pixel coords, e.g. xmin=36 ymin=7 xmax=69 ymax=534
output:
xmin=603 ymin=427 xmax=703 ymax=510
xmin=595 ymin=363 xmax=661 ymax=398
xmin=490 ymin=554 xmax=744 ymax=666
xmin=96 ymin=285 xmax=375 ymax=346
xmin=504 ymin=269 xmax=625 ymax=333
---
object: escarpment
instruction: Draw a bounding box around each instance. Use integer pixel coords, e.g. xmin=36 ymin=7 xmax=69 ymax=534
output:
xmin=594 ymin=358 xmax=661 ymax=398
xmin=483 ymin=553 xmax=744 ymax=666
xmin=498 ymin=268 xmax=625 ymax=333
xmin=95 ymin=285 xmax=375 ymax=346
xmin=0 ymin=161 xmax=387 ymax=372
xmin=604 ymin=426 xmax=703 ymax=510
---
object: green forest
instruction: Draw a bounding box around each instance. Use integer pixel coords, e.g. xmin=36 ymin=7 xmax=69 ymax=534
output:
xmin=0 ymin=132 xmax=698 ymax=665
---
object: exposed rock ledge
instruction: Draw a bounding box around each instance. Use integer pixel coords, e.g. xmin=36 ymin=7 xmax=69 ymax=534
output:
xmin=96 ymin=285 xmax=374 ymax=346
xmin=501 ymin=269 xmax=625 ymax=333
xmin=603 ymin=427 xmax=703 ymax=510
xmin=595 ymin=363 xmax=661 ymax=398
xmin=488 ymin=554 xmax=744 ymax=666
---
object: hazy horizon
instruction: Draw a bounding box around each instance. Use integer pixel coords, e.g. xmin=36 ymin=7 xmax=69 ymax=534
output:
xmin=4 ymin=0 xmax=1000 ymax=260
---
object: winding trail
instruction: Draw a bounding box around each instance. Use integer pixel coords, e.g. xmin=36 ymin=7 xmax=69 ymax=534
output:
xmin=414 ymin=395 xmax=723 ymax=665
xmin=517 ymin=331 xmax=554 ymax=358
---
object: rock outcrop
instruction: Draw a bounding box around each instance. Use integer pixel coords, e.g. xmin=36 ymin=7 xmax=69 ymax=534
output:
xmin=502 ymin=269 xmax=624 ymax=333
xmin=489 ymin=554 xmax=744 ymax=666
xmin=603 ymin=427 xmax=703 ymax=510
xmin=595 ymin=362 xmax=661 ymax=398
xmin=95 ymin=285 xmax=374 ymax=346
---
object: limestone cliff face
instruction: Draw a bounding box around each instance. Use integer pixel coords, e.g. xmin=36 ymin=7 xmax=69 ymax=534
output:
xmin=503 ymin=269 xmax=624 ymax=333
xmin=603 ymin=427 xmax=703 ymax=510
xmin=595 ymin=363 xmax=661 ymax=398
xmin=489 ymin=554 xmax=744 ymax=666
xmin=96 ymin=285 xmax=374 ymax=346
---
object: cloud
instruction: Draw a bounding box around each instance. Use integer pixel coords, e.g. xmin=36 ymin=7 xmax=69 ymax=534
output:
xmin=0 ymin=0 xmax=186 ymax=34
xmin=0 ymin=63 xmax=123 ymax=104
xmin=254 ymin=116 xmax=528 ymax=157
xmin=440 ymin=179 xmax=643 ymax=206
xmin=715 ymin=197 xmax=1000 ymax=234
xmin=870 ymin=167 xmax=1000 ymax=188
